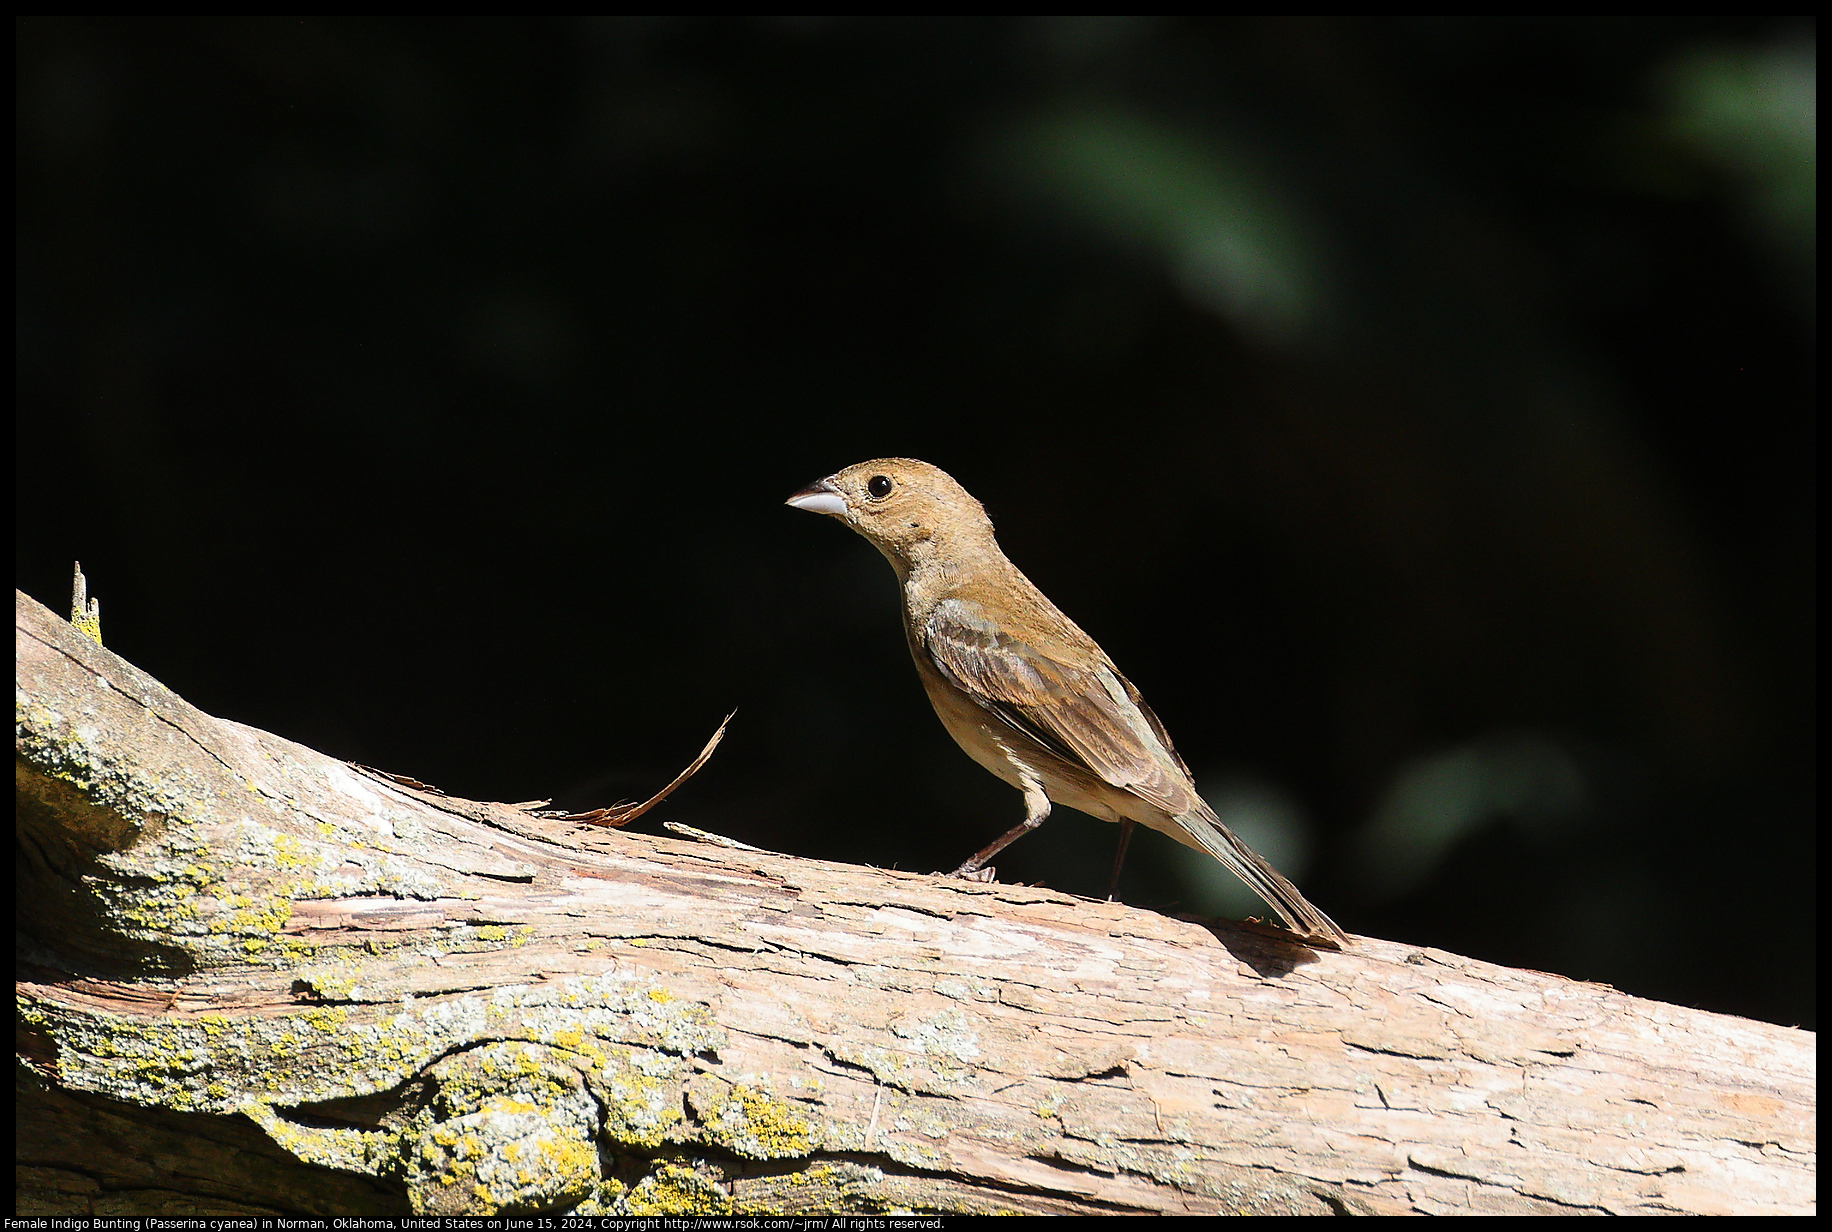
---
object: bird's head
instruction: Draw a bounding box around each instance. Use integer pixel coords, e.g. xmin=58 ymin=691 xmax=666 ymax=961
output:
xmin=786 ymin=458 xmax=995 ymax=575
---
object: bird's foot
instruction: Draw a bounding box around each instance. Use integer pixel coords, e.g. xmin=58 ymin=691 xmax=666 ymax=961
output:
xmin=949 ymin=864 xmax=998 ymax=883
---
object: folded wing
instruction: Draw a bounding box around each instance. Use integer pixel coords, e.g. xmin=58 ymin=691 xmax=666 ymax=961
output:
xmin=922 ymin=598 xmax=1200 ymax=816
xmin=924 ymin=597 xmax=1348 ymax=944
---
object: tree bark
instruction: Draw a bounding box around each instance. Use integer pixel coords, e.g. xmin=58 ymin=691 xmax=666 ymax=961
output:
xmin=15 ymin=589 xmax=1815 ymax=1216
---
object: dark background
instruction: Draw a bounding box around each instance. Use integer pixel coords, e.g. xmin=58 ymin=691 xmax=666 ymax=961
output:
xmin=17 ymin=18 xmax=1814 ymax=1028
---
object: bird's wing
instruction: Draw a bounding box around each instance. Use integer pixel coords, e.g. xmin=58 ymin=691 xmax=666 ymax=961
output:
xmin=922 ymin=598 xmax=1201 ymax=816
xmin=926 ymin=598 xmax=1349 ymax=944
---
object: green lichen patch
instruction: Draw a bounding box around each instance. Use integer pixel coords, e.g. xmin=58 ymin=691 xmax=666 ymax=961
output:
xmin=243 ymin=1100 xmax=401 ymax=1178
xmin=584 ymin=1045 xmax=687 ymax=1148
xmin=891 ymin=1008 xmax=983 ymax=1065
xmin=16 ymin=699 xmax=210 ymax=849
xmin=689 ymin=1076 xmax=819 ymax=1161
xmin=604 ymin=1158 xmax=733 ymax=1217
xmin=402 ymin=1042 xmax=605 ymax=1216
xmin=28 ymin=972 xmax=723 ymax=1121
xmin=824 ymin=1040 xmax=974 ymax=1098
xmin=819 ymin=1008 xmax=988 ymax=1100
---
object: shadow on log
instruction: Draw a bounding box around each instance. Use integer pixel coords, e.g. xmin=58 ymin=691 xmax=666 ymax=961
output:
xmin=14 ymin=589 xmax=1815 ymax=1215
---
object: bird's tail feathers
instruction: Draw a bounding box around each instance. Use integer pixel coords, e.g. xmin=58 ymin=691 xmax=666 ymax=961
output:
xmin=1176 ymin=803 xmax=1349 ymax=945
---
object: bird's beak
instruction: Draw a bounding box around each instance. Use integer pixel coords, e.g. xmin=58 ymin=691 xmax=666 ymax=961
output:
xmin=785 ymin=477 xmax=849 ymax=517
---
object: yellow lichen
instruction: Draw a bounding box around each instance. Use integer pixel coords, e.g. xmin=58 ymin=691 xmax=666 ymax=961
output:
xmin=701 ymin=1082 xmax=816 ymax=1160
xmin=619 ymin=1162 xmax=732 ymax=1216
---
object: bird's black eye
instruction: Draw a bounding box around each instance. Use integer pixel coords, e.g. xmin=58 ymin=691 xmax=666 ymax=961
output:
xmin=867 ymin=475 xmax=893 ymax=499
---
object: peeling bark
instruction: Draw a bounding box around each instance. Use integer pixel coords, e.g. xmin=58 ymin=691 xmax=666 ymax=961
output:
xmin=15 ymin=589 xmax=1815 ymax=1215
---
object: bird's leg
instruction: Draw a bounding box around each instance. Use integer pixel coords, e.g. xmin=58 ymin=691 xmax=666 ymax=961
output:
xmin=950 ymin=784 xmax=1050 ymax=878
xmin=1105 ymin=819 xmax=1136 ymax=900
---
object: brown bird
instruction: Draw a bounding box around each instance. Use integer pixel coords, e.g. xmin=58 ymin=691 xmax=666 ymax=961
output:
xmin=787 ymin=458 xmax=1348 ymax=944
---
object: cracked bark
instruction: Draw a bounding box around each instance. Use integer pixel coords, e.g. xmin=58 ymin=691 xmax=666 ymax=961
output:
xmin=14 ymin=589 xmax=1816 ymax=1216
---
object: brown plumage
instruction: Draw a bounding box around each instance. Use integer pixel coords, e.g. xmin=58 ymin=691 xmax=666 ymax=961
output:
xmin=787 ymin=458 xmax=1348 ymax=945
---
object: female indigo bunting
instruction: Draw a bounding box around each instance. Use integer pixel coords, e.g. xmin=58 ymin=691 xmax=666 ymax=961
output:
xmin=787 ymin=458 xmax=1347 ymax=945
